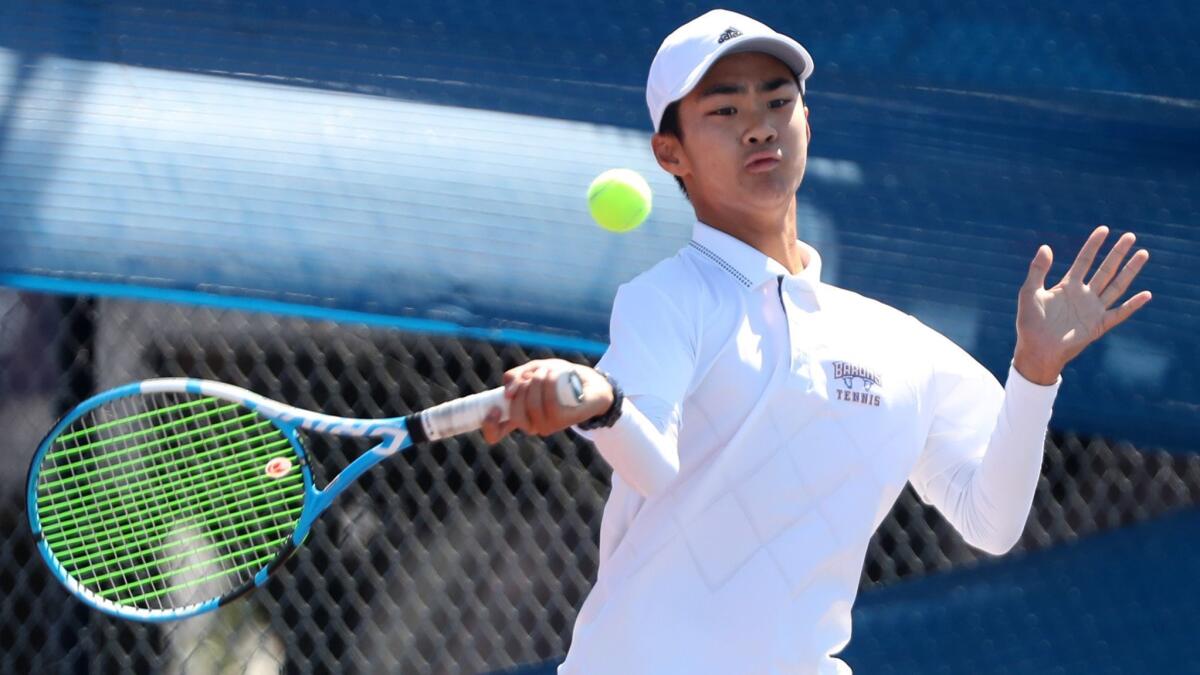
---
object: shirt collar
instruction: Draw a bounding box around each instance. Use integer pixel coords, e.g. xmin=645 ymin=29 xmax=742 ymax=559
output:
xmin=689 ymin=220 xmax=823 ymax=293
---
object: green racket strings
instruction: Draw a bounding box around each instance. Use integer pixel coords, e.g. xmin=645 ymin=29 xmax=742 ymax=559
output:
xmin=34 ymin=392 xmax=305 ymax=610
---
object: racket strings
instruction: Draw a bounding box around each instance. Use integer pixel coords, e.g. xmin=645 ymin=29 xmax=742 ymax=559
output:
xmin=37 ymin=411 xmax=278 ymax=508
xmin=48 ymin=472 xmax=298 ymax=567
xmin=40 ymin=432 xmax=291 ymax=550
xmin=36 ymin=392 xmax=305 ymax=611
xmin=131 ymin=394 xmax=295 ymax=607
xmin=49 ymin=449 xmax=297 ymax=577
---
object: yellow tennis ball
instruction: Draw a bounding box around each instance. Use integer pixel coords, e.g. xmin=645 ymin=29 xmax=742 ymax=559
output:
xmin=587 ymin=169 xmax=652 ymax=233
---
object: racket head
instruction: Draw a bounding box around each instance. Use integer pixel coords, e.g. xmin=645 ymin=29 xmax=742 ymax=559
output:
xmin=27 ymin=380 xmax=315 ymax=622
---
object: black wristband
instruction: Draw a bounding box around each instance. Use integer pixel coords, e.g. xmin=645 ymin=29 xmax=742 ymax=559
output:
xmin=578 ymin=370 xmax=623 ymax=430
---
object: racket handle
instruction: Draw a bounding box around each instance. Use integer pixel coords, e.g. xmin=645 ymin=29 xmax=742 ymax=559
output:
xmin=410 ymin=370 xmax=585 ymax=443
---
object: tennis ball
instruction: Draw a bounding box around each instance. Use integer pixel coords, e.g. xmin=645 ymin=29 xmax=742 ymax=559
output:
xmin=587 ymin=168 xmax=652 ymax=233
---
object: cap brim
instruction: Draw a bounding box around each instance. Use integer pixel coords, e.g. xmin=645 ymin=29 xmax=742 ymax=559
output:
xmin=677 ymin=34 xmax=814 ymax=105
xmin=722 ymin=36 xmax=813 ymax=83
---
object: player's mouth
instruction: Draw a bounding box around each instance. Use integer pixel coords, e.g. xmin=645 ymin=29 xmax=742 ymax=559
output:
xmin=744 ymin=150 xmax=782 ymax=173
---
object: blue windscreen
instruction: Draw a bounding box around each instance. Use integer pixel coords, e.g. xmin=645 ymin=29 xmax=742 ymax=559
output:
xmin=0 ymin=1 xmax=1194 ymax=451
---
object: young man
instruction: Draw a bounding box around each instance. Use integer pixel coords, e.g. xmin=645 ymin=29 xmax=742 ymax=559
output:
xmin=481 ymin=9 xmax=1151 ymax=674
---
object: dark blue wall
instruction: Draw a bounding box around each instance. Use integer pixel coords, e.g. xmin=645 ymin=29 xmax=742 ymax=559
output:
xmin=0 ymin=1 xmax=1195 ymax=451
xmin=846 ymin=507 xmax=1200 ymax=674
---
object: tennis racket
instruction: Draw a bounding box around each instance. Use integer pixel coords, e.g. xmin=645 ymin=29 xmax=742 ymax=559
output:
xmin=27 ymin=372 xmax=584 ymax=622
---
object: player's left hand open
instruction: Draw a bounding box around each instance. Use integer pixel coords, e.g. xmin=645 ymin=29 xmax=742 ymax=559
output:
xmin=1014 ymin=225 xmax=1152 ymax=384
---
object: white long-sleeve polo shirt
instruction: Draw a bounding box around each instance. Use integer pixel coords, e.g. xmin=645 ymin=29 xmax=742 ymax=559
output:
xmin=561 ymin=221 xmax=1061 ymax=675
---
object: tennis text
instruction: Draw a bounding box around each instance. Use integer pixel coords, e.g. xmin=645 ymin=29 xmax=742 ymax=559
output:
xmin=834 ymin=388 xmax=882 ymax=407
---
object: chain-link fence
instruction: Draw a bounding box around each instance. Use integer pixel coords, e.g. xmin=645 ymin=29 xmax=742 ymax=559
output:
xmin=1 ymin=291 xmax=1196 ymax=673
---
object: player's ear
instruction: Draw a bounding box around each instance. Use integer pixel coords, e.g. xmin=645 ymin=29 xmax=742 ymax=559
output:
xmin=804 ymin=105 xmax=811 ymax=144
xmin=652 ymin=132 xmax=689 ymax=178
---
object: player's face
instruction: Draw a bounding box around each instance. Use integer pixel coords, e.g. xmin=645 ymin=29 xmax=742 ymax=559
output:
xmin=660 ymin=52 xmax=809 ymax=212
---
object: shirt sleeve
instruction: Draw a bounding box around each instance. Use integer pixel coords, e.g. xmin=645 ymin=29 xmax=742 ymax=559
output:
xmin=908 ymin=326 xmax=1062 ymax=555
xmin=571 ymin=280 xmax=696 ymax=496
xmin=575 ymin=394 xmax=681 ymax=497
xmin=594 ymin=281 xmax=697 ymax=404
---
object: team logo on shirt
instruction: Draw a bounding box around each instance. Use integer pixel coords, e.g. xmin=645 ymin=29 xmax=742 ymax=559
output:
xmin=832 ymin=361 xmax=883 ymax=407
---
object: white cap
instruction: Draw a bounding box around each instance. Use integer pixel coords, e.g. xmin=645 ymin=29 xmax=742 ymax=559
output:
xmin=646 ymin=9 xmax=814 ymax=132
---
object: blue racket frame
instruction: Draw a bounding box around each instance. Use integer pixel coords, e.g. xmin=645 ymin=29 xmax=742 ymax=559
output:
xmin=27 ymin=378 xmax=415 ymax=623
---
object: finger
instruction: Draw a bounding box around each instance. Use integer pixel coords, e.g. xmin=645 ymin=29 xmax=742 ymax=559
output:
xmin=1064 ymin=225 xmax=1109 ymax=282
xmin=1023 ymin=245 xmax=1053 ymax=292
xmin=480 ymin=408 xmax=507 ymax=444
xmin=1099 ymin=249 xmax=1150 ymax=307
xmin=504 ymin=362 xmax=539 ymax=397
xmin=1088 ymin=231 xmax=1136 ymax=293
xmin=507 ymin=380 xmax=531 ymax=432
xmin=525 ymin=372 xmax=546 ymax=433
xmin=540 ymin=374 xmax=564 ymax=428
xmin=502 ymin=364 xmax=529 ymax=392
xmin=501 ymin=357 xmax=544 ymax=389
xmin=487 ymin=420 xmax=520 ymax=444
xmin=1101 ymin=290 xmax=1152 ymax=334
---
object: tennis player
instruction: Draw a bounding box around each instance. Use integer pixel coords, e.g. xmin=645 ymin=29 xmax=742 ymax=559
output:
xmin=482 ymin=9 xmax=1152 ymax=674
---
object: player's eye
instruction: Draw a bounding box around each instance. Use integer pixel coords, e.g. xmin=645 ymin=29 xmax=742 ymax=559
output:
xmin=769 ymin=98 xmax=793 ymax=109
xmin=708 ymin=107 xmax=737 ymax=116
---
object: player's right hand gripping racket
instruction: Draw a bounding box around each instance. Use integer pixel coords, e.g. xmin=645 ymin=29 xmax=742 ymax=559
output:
xmin=26 ymin=372 xmax=584 ymax=622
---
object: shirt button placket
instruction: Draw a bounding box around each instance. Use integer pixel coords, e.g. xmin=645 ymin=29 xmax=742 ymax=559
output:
xmin=778 ymin=277 xmax=816 ymax=391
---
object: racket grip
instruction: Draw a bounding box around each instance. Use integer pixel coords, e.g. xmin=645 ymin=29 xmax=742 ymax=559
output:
xmin=410 ymin=370 xmax=584 ymax=443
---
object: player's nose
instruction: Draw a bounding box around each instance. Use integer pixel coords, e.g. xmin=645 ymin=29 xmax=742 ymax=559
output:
xmin=743 ymin=120 xmax=777 ymax=145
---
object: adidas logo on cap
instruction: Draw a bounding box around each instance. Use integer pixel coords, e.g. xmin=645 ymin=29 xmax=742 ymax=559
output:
xmin=717 ymin=27 xmax=743 ymax=43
